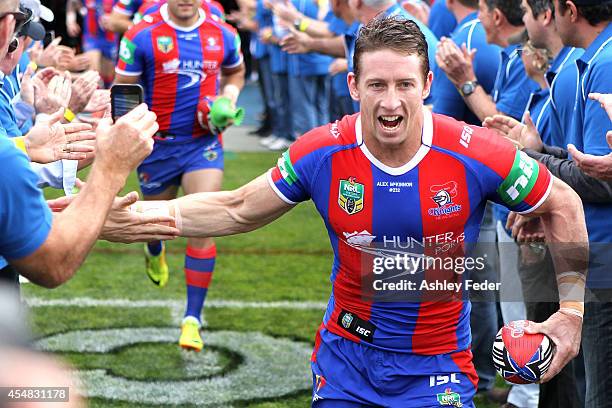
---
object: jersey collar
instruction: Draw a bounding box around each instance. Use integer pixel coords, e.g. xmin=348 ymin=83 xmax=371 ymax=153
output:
xmin=160 ymin=3 xmax=206 ymax=32
xmin=355 ymin=106 xmax=433 ymax=176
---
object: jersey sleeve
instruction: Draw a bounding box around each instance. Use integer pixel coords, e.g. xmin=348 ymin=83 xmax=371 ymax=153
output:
xmin=115 ymin=26 xmax=146 ymax=76
xmin=467 ymin=128 xmax=553 ymax=214
xmin=267 ymin=127 xmax=339 ymax=204
xmin=0 ymin=137 xmax=52 ymax=260
xmin=113 ymin=0 xmax=142 ymax=16
xmin=220 ymin=25 xmax=243 ymax=69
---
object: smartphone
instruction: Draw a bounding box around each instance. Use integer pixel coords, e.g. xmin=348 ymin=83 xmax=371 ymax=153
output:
xmin=43 ymin=30 xmax=55 ymax=48
xmin=111 ymin=84 xmax=144 ymax=122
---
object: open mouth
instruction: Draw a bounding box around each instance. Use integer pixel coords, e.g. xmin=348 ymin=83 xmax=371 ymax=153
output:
xmin=378 ymin=115 xmax=403 ymax=131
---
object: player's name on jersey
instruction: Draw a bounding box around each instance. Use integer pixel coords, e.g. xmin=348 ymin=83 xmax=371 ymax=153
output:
xmin=372 ymin=279 xmax=501 ymax=293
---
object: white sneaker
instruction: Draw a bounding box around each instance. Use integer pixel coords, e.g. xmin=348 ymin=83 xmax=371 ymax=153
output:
xmin=259 ymin=135 xmax=278 ymax=147
xmin=268 ymin=137 xmax=293 ymax=151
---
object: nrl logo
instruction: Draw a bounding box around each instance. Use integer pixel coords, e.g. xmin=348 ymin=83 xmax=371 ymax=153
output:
xmin=341 ymin=313 xmax=353 ymax=329
xmin=338 ymin=177 xmax=364 ymax=215
xmin=157 ymin=36 xmax=174 ymax=54
xmin=437 ymin=388 xmax=463 ymax=407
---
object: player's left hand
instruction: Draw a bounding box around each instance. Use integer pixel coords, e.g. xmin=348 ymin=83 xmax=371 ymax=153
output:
xmin=523 ymin=311 xmax=582 ymax=383
xmin=48 ymin=191 xmax=180 ymax=242
xmin=435 ymin=38 xmax=476 ymax=87
xmin=101 ymin=192 xmax=180 ymax=243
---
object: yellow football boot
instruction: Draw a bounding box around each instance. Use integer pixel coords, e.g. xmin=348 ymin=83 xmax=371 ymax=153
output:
xmin=144 ymin=243 xmax=169 ymax=287
xmin=179 ymin=317 xmax=203 ymax=352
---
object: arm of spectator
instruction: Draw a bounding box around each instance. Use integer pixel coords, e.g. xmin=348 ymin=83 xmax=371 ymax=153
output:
xmin=329 ymin=58 xmax=348 ymax=75
xmin=401 ymin=0 xmax=430 ymax=25
xmin=589 ymin=92 xmax=612 ymax=120
xmin=485 ymin=113 xmax=612 ymax=201
xmin=568 ymin=137 xmax=612 ymax=181
xmin=522 ymin=148 xmax=612 ymax=202
xmin=20 ymin=108 xmax=96 ymax=164
xmin=9 ymin=105 xmax=158 ymax=288
xmin=68 ymin=71 xmax=100 ymax=115
xmin=107 ymin=10 xmax=134 ymax=34
xmin=34 ymin=37 xmax=75 ymax=69
xmin=436 ymin=39 xmax=499 ymax=121
xmin=280 ymin=31 xmax=345 ymax=58
xmin=34 ymin=71 xmax=72 ymax=115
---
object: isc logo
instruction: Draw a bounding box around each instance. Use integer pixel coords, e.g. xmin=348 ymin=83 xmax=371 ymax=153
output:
xmin=429 ymin=373 xmax=461 ymax=387
xmin=356 ymin=326 xmax=370 ymax=337
xmin=459 ymin=126 xmax=473 ymax=148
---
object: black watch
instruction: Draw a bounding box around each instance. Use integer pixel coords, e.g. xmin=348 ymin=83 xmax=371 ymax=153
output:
xmin=459 ymin=80 xmax=479 ymax=97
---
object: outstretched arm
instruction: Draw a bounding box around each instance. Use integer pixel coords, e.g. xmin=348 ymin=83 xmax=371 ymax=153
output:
xmin=142 ymin=173 xmax=294 ymax=238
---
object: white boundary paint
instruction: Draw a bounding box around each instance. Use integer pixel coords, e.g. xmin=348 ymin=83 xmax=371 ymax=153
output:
xmin=27 ymin=297 xmax=322 ymax=406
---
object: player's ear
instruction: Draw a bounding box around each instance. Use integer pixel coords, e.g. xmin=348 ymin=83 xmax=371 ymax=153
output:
xmin=348 ymin=72 xmax=360 ymax=102
xmin=422 ymin=70 xmax=433 ymax=100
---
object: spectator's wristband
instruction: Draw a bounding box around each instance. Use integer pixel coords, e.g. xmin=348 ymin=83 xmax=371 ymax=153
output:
xmin=12 ymin=137 xmax=27 ymax=154
xmin=298 ymin=18 xmax=310 ymax=32
xmin=64 ymin=108 xmax=76 ymax=122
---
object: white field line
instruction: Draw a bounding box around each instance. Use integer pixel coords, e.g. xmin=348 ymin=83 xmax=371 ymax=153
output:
xmin=25 ymin=297 xmax=327 ymax=310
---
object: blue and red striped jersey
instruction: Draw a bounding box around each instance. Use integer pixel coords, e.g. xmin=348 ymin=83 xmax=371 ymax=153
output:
xmin=113 ymin=0 xmax=141 ymax=16
xmin=85 ymin=0 xmax=117 ymax=42
xmin=116 ymin=4 xmax=242 ymax=141
xmin=268 ymin=110 xmax=552 ymax=355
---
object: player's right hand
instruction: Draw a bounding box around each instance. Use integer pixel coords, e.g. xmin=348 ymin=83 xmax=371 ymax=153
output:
xmin=94 ymin=104 xmax=158 ymax=177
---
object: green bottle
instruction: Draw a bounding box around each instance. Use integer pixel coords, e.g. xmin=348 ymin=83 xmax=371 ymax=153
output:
xmin=209 ymin=97 xmax=245 ymax=129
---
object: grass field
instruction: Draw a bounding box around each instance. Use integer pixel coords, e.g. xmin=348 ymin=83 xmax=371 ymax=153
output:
xmin=24 ymin=151 xmax=502 ymax=407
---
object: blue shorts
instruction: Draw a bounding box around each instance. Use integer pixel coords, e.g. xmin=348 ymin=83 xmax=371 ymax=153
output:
xmin=311 ymin=328 xmax=478 ymax=408
xmin=82 ymin=34 xmax=117 ymax=60
xmin=137 ymin=137 xmax=224 ymax=196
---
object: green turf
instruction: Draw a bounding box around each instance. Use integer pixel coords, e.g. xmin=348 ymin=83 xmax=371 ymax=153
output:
xmin=24 ymin=151 xmax=503 ymax=407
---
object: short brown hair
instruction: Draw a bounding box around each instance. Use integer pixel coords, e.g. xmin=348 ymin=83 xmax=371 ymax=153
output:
xmin=353 ymin=16 xmax=430 ymax=82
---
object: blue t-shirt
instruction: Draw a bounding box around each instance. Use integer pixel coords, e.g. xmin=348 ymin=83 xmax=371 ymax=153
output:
xmin=0 ymin=134 xmax=53 ymax=261
xmin=492 ymin=44 xmax=539 ymax=120
xmin=547 ymin=47 xmax=584 ymax=149
xmin=428 ymin=0 xmax=457 ymax=38
xmin=286 ymin=0 xmax=333 ymax=76
xmin=251 ymin=0 xmax=269 ymax=59
xmin=566 ymin=23 xmax=612 ymax=287
xmin=327 ymin=13 xmax=350 ymax=98
xmin=431 ymin=12 xmax=500 ymax=125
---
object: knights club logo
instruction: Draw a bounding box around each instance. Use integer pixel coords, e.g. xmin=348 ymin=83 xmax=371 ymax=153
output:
xmin=428 ymin=181 xmax=462 ymax=217
xmin=338 ymin=177 xmax=364 ymax=215
xmin=156 ymin=36 xmax=174 ymax=54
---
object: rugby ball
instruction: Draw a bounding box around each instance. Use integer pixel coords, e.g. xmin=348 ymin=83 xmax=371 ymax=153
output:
xmin=492 ymin=320 xmax=555 ymax=384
